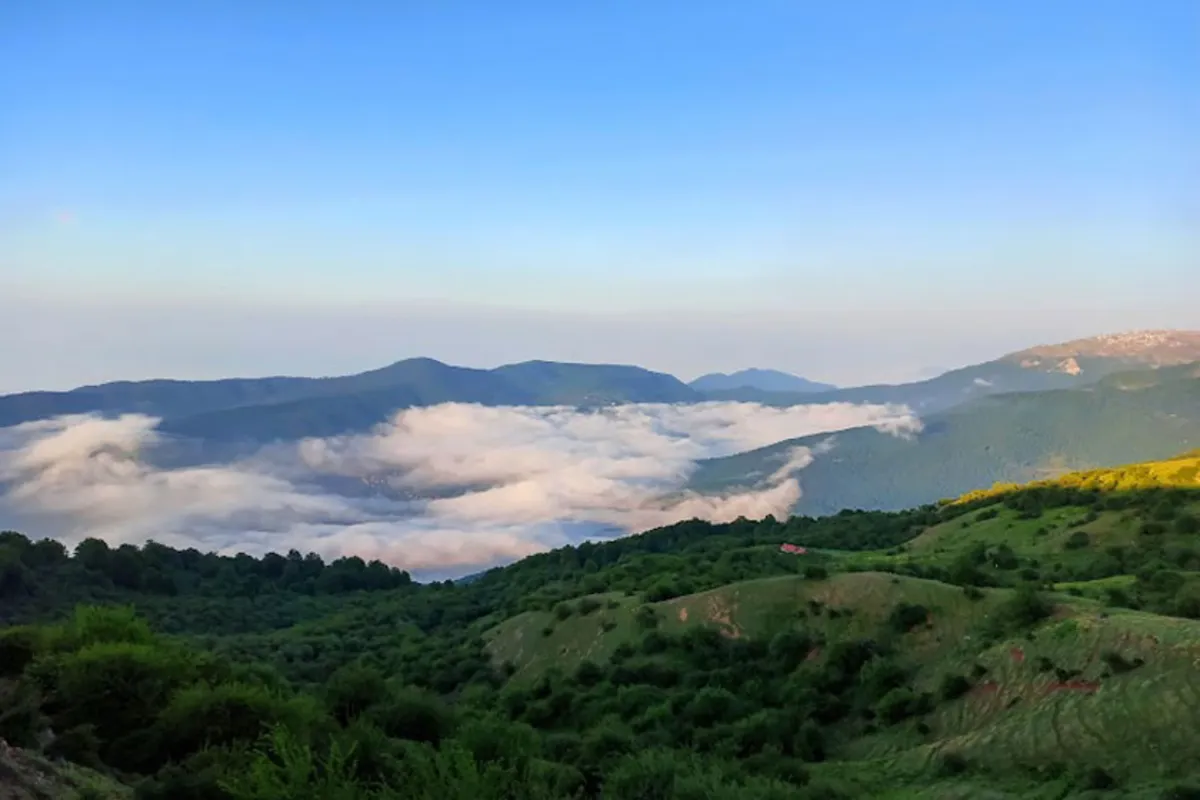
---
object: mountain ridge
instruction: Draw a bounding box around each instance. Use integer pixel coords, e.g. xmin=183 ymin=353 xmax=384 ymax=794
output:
xmin=2 ymin=329 xmax=1198 ymax=446
xmin=689 ymin=368 xmax=837 ymax=394
xmin=689 ymin=362 xmax=1200 ymax=516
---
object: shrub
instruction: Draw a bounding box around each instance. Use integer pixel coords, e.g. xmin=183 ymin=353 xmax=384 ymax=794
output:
xmin=156 ymin=682 xmax=320 ymax=763
xmin=1176 ymin=515 xmax=1200 ymax=536
xmin=938 ymin=752 xmax=968 ymax=776
xmin=962 ymin=585 xmax=985 ymax=601
xmin=1100 ymin=650 xmax=1143 ymax=674
xmin=886 ymin=603 xmax=929 ymax=633
xmin=367 ymin=687 xmax=453 ymax=745
xmin=577 ymin=597 xmax=602 ymax=616
xmin=1081 ymin=766 xmax=1117 ymax=790
xmin=939 ymin=674 xmax=971 ymax=701
xmin=634 ymin=606 xmax=659 ymax=630
xmin=1141 ymin=521 xmax=1167 ymax=537
xmin=324 ymin=663 xmax=387 ymax=724
xmin=0 ymin=627 xmax=46 ymax=678
xmin=1064 ymin=531 xmax=1091 ymax=550
xmin=993 ymin=584 xmax=1052 ymax=633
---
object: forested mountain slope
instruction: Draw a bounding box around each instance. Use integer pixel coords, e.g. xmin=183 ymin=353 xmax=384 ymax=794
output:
xmin=691 ymin=364 xmax=1200 ymax=516
xmin=2 ymin=453 xmax=1200 ymax=797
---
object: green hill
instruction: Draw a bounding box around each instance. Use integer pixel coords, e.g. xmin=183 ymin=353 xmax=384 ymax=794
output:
xmin=3 ymin=453 xmax=1200 ymax=797
xmin=690 ymin=364 xmax=1200 ymax=516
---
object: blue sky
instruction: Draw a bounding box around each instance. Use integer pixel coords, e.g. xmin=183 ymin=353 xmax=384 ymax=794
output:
xmin=1 ymin=0 xmax=1197 ymax=392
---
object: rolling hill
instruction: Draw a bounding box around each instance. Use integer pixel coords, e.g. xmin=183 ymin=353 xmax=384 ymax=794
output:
xmin=690 ymin=362 xmax=1200 ymax=516
xmin=3 ymin=453 xmax=1200 ymax=796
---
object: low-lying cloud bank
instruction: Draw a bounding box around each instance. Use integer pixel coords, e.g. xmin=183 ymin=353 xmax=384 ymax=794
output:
xmin=0 ymin=401 xmax=921 ymax=578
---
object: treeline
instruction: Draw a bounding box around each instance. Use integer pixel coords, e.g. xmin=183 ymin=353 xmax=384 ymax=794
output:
xmin=0 ymin=532 xmax=415 ymax=633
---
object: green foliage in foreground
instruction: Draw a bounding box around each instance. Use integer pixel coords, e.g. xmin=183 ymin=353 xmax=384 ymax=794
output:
xmin=3 ymin=454 xmax=1200 ymax=797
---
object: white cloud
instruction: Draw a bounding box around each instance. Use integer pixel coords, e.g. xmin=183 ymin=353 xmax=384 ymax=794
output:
xmin=0 ymin=401 xmax=920 ymax=577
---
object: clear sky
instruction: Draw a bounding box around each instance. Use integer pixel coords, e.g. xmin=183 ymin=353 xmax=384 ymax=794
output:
xmin=1 ymin=0 xmax=1197 ymax=393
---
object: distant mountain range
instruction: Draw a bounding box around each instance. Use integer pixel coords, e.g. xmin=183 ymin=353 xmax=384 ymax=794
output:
xmin=0 ymin=358 xmax=701 ymax=440
xmin=705 ymin=330 xmax=1200 ymax=414
xmin=689 ymin=361 xmax=1200 ymax=516
xmin=1 ymin=329 xmax=1197 ymax=460
xmin=688 ymin=368 xmax=836 ymax=394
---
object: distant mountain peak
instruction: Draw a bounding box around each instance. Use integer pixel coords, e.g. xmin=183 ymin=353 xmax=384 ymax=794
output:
xmin=689 ymin=369 xmax=836 ymax=395
xmin=1011 ymin=330 xmax=1200 ymax=367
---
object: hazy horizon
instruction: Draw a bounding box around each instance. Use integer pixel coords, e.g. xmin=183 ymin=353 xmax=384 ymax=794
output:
xmin=3 ymin=1 xmax=1196 ymax=394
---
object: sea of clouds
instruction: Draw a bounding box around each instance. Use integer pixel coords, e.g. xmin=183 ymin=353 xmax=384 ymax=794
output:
xmin=0 ymin=401 xmax=921 ymax=579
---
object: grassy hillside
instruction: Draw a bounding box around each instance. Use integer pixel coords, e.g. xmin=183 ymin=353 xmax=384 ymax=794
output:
xmin=691 ymin=365 xmax=1200 ymax=516
xmin=3 ymin=453 xmax=1200 ymax=797
xmin=483 ymin=571 xmax=1200 ymax=795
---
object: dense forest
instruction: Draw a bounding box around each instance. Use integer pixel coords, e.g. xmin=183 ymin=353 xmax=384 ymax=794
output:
xmin=3 ymin=456 xmax=1200 ymax=797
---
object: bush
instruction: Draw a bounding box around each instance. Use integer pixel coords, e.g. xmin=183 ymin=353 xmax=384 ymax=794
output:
xmin=1141 ymin=522 xmax=1167 ymax=537
xmin=324 ymin=663 xmax=387 ymax=724
xmin=367 ymin=687 xmax=454 ymax=745
xmin=577 ymin=597 xmax=602 ymax=616
xmin=937 ymin=752 xmax=968 ymax=776
xmin=992 ymin=584 xmax=1052 ymax=633
xmin=939 ymin=674 xmax=971 ymax=701
xmin=1064 ymin=531 xmax=1091 ymax=550
xmin=0 ymin=679 xmax=46 ymax=749
xmin=885 ymin=603 xmax=929 ymax=633
xmin=1100 ymin=650 xmax=1143 ymax=674
xmin=0 ymin=627 xmax=45 ymax=678
xmin=875 ymin=688 xmax=923 ymax=725
xmin=643 ymin=580 xmax=683 ymax=603
xmin=634 ymin=606 xmax=659 ymax=630
xmin=1081 ymin=766 xmax=1117 ymax=790
xmin=553 ymin=602 xmax=574 ymax=621
xmin=962 ymin=585 xmax=985 ymax=601
xmin=35 ymin=641 xmax=202 ymax=770
xmin=1176 ymin=515 xmax=1200 ymax=536
xmin=156 ymin=682 xmax=321 ymax=763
